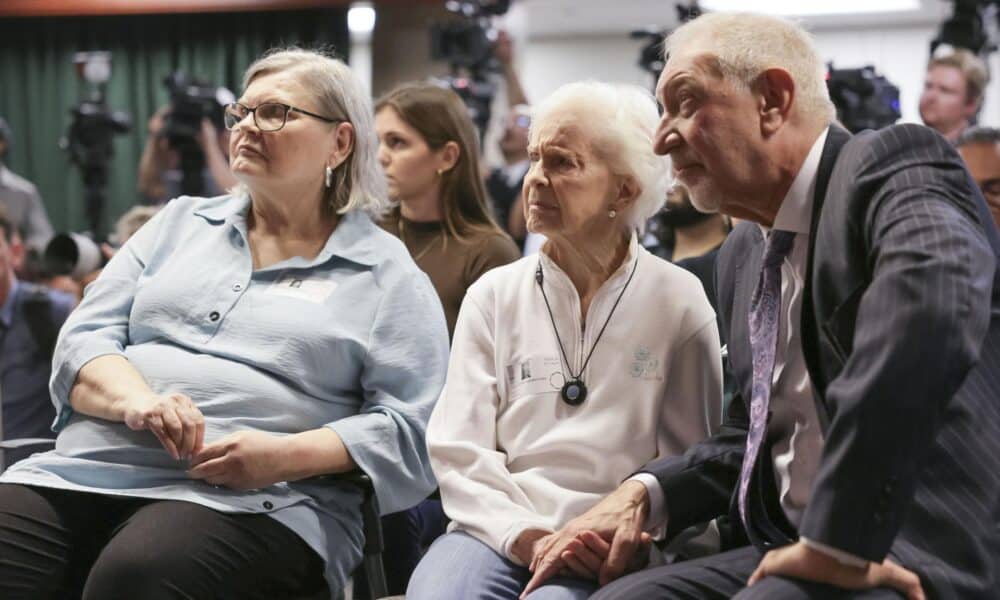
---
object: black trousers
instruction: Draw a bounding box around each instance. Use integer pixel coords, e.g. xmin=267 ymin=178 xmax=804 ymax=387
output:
xmin=591 ymin=545 xmax=906 ymax=600
xmin=0 ymin=483 xmax=326 ymax=600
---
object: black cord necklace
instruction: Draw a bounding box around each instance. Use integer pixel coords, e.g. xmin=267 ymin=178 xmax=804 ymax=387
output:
xmin=536 ymin=252 xmax=639 ymax=406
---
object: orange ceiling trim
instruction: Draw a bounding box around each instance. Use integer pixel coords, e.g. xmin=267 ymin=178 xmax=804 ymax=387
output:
xmin=0 ymin=0 xmax=352 ymax=17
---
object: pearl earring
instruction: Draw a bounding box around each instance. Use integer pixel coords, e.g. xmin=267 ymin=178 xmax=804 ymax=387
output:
xmin=608 ymin=208 xmax=617 ymax=219
xmin=325 ymin=166 xmax=333 ymax=188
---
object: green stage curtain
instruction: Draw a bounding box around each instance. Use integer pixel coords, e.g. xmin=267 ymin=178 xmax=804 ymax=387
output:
xmin=0 ymin=8 xmax=348 ymax=235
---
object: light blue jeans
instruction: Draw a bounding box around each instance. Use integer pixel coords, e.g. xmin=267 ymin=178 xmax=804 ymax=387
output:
xmin=406 ymin=531 xmax=598 ymax=600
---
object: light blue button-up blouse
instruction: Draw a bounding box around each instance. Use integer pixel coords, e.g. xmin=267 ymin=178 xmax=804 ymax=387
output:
xmin=0 ymin=193 xmax=450 ymax=594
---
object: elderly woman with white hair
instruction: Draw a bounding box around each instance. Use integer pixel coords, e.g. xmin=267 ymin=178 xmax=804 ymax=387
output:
xmin=0 ymin=48 xmax=448 ymax=599
xmin=406 ymin=81 xmax=722 ymax=600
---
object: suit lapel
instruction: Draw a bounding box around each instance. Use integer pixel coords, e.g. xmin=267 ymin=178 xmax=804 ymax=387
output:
xmin=800 ymin=124 xmax=852 ymax=431
xmin=723 ymin=224 xmax=763 ymax=416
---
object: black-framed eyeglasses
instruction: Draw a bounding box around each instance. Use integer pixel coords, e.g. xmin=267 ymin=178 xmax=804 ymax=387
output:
xmin=223 ymin=102 xmax=345 ymax=132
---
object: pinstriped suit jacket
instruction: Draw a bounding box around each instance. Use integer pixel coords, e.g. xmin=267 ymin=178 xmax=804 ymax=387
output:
xmin=643 ymin=123 xmax=1000 ymax=598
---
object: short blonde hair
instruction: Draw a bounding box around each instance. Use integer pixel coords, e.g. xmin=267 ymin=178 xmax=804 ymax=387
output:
xmin=530 ymin=81 xmax=671 ymax=232
xmin=929 ymin=48 xmax=990 ymax=107
xmin=665 ymin=12 xmax=834 ymax=124
xmin=234 ymin=48 xmax=389 ymax=219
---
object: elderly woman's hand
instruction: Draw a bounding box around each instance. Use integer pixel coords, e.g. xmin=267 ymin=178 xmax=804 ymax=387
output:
xmin=510 ymin=528 xmax=552 ymax=566
xmin=187 ymin=430 xmax=292 ymax=491
xmin=123 ymin=392 xmax=205 ymax=461
xmin=520 ymin=481 xmax=651 ymax=597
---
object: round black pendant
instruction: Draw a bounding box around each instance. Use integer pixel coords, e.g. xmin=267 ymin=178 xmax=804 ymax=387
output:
xmin=561 ymin=379 xmax=587 ymax=406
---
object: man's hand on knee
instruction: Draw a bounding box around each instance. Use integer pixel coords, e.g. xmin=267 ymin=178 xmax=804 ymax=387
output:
xmin=748 ymin=540 xmax=925 ymax=600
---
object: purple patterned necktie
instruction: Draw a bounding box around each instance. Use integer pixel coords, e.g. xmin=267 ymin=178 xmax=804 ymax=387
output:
xmin=738 ymin=229 xmax=796 ymax=531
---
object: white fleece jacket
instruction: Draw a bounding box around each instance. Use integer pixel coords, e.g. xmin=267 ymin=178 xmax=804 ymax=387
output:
xmin=427 ymin=236 xmax=723 ymax=563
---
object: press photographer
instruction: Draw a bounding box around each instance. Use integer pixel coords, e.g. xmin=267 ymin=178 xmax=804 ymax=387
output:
xmin=919 ymin=0 xmax=995 ymax=142
xmin=0 ymin=117 xmax=53 ymax=253
xmin=137 ymin=73 xmax=236 ymax=204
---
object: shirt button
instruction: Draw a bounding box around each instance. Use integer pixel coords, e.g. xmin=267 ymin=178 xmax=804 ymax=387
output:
xmin=232 ymin=283 xmax=243 ymax=292
xmin=209 ymin=311 xmax=220 ymax=322
xmin=263 ymin=500 xmax=273 ymax=510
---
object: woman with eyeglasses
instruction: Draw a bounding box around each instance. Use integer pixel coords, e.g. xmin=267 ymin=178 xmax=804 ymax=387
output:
xmin=406 ymin=81 xmax=722 ymax=600
xmin=375 ymin=83 xmax=521 ymax=339
xmin=0 ymin=49 xmax=449 ymax=599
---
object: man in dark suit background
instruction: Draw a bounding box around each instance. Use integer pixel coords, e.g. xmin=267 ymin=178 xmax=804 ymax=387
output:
xmin=521 ymin=12 xmax=999 ymax=600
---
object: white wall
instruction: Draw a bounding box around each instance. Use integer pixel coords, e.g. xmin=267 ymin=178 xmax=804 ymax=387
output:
xmin=518 ymin=34 xmax=653 ymax=100
xmin=507 ymin=7 xmax=1000 ymax=129
xmin=811 ymin=25 xmax=1000 ymax=126
xmin=369 ymin=1 xmax=1000 ymax=168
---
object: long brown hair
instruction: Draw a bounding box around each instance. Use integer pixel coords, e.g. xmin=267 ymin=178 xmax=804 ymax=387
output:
xmin=375 ymin=82 xmax=505 ymax=242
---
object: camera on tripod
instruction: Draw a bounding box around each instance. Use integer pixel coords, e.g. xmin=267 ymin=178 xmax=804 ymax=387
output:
xmin=429 ymin=0 xmax=510 ymax=138
xmin=64 ymin=52 xmax=132 ymax=175
xmin=61 ymin=51 xmax=132 ymax=239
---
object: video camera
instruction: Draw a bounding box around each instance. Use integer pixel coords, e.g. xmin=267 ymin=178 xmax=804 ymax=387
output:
xmin=162 ymin=72 xmax=229 ymax=146
xmin=931 ymin=0 xmax=999 ymax=55
xmin=61 ymin=51 xmax=132 ymax=238
xmin=431 ymin=0 xmax=510 ymax=70
xmin=631 ymin=2 xmax=702 ymax=92
xmin=826 ymin=64 xmax=901 ymax=133
xmin=160 ymin=73 xmax=234 ymax=196
xmin=430 ymin=0 xmax=511 ymax=138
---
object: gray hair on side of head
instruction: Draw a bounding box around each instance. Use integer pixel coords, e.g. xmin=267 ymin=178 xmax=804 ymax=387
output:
xmin=231 ymin=47 xmax=389 ymax=219
xmin=530 ymin=80 xmax=671 ymax=232
xmin=956 ymin=125 xmax=1000 ymax=148
xmin=665 ymin=12 xmax=835 ymax=125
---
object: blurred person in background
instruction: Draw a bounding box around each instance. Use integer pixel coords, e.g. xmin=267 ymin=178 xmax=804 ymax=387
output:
xmin=489 ymin=103 xmax=532 ymax=245
xmin=0 ymin=207 xmax=73 ymax=466
xmin=919 ymin=48 xmax=989 ymax=143
xmin=486 ymin=30 xmax=532 ymax=247
xmin=112 ymin=204 xmax=162 ymax=246
xmin=645 ymin=185 xmax=730 ymax=312
xmin=372 ymin=80 xmax=520 ymax=597
xmin=406 ymin=80 xmax=721 ymax=600
xmin=957 ymin=126 xmax=1000 ymax=229
xmin=0 ymin=48 xmax=448 ymax=599
xmin=376 ymin=82 xmax=520 ymax=339
xmin=0 ymin=117 xmax=53 ymax=253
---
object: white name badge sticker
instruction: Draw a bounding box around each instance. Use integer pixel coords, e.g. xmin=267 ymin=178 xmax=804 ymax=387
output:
xmin=267 ymin=274 xmax=338 ymax=303
xmin=505 ymin=355 xmax=563 ymax=397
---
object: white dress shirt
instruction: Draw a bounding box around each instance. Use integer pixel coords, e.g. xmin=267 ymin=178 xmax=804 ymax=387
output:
xmin=635 ymin=128 xmax=866 ymax=566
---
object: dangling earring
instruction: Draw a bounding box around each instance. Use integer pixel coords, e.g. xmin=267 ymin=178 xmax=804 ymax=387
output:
xmin=325 ymin=166 xmax=333 ymax=188
xmin=608 ymin=208 xmax=617 ymax=219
